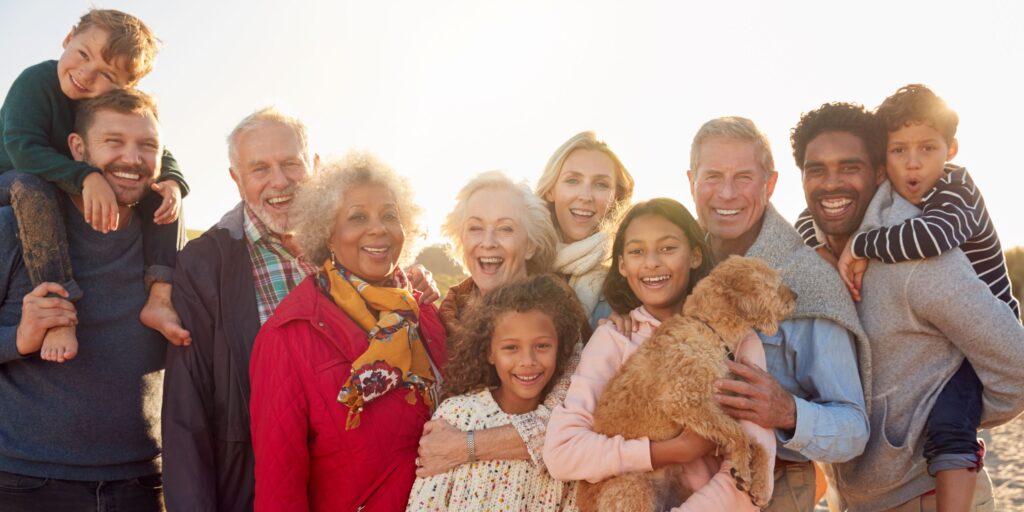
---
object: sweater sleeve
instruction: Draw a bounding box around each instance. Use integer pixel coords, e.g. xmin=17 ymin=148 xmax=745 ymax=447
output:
xmin=851 ymin=168 xmax=981 ymax=262
xmin=671 ymin=331 xmax=775 ymax=512
xmin=543 ymin=325 xmax=653 ymax=483
xmin=507 ymin=341 xmax=581 ymax=469
xmin=910 ymin=253 xmax=1024 ymax=429
xmin=0 ymin=64 xmax=99 ymax=192
xmin=793 ymin=208 xmax=821 ymax=248
xmin=157 ymin=147 xmax=190 ymax=197
xmin=250 ymin=325 xmax=312 ymax=512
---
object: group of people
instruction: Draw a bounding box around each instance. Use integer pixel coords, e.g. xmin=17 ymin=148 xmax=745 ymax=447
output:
xmin=1 ymin=8 xmax=1022 ymax=512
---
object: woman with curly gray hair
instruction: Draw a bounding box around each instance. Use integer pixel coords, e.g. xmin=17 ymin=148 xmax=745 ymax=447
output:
xmin=415 ymin=170 xmax=590 ymax=487
xmin=248 ymin=152 xmax=448 ymax=511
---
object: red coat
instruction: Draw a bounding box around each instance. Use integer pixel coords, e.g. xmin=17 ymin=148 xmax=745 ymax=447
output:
xmin=249 ymin=277 xmax=448 ymax=512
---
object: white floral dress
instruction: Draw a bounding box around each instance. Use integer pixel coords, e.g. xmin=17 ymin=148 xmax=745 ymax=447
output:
xmin=406 ymin=389 xmax=577 ymax=512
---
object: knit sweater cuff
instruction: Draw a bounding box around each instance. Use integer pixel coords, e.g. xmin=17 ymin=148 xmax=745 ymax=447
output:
xmin=0 ymin=326 xmax=24 ymax=364
xmin=509 ymin=404 xmax=550 ymax=469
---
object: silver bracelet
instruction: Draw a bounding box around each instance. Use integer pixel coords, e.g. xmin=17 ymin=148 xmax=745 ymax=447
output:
xmin=466 ymin=429 xmax=477 ymax=463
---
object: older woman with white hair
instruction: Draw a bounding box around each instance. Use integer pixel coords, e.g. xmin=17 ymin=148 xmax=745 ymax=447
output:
xmin=249 ymin=152 xmax=448 ymax=511
xmin=414 ymin=170 xmax=590 ymax=481
xmin=537 ymin=131 xmax=635 ymax=328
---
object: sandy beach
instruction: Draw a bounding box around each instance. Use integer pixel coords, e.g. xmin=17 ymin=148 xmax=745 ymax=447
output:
xmin=986 ymin=416 xmax=1024 ymax=510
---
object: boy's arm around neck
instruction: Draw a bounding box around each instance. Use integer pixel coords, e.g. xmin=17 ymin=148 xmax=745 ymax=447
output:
xmin=156 ymin=147 xmax=189 ymax=197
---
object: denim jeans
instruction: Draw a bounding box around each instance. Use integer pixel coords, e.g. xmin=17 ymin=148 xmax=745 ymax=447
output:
xmin=0 ymin=470 xmax=163 ymax=512
xmin=924 ymin=359 xmax=983 ymax=475
xmin=0 ymin=171 xmax=81 ymax=301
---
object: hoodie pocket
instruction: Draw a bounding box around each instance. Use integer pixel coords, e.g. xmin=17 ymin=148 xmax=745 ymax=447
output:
xmin=834 ymin=396 xmax=920 ymax=499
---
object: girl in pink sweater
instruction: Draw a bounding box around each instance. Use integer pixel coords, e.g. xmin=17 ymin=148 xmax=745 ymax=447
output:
xmin=542 ymin=198 xmax=776 ymax=511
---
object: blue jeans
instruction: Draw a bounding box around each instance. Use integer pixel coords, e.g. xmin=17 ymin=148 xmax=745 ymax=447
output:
xmin=0 ymin=470 xmax=163 ymax=512
xmin=923 ymin=359 xmax=983 ymax=475
xmin=0 ymin=171 xmax=81 ymax=301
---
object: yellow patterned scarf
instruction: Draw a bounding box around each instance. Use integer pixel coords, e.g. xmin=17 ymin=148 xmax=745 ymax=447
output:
xmin=318 ymin=258 xmax=435 ymax=429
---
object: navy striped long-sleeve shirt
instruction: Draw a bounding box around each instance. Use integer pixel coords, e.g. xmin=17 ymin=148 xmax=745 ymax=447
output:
xmin=795 ymin=165 xmax=1019 ymax=320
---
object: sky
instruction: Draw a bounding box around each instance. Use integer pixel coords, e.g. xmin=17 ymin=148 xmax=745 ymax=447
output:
xmin=2 ymin=0 xmax=1023 ymax=248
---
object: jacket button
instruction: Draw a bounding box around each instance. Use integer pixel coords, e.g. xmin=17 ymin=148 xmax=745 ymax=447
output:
xmin=318 ymin=322 xmax=325 ymax=327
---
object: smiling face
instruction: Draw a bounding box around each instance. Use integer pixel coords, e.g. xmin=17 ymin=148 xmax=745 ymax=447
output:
xmin=70 ymin=108 xmax=160 ymax=206
xmin=801 ymin=131 xmax=885 ymax=245
xmin=328 ymin=183 xmax=405 ymax=284
xmin=462 ymin=186 xmax=534 ymax=294
xmin=229 ymin=122 xmax=313 ymax=234
xmin=688 ymin=138 xmax=777 ymax=256
xmin=617 ymin=214 xmax=702 ymax=322
xmin=545 ymin=148 xmax=618 ymax=243
xmin=885 ymin=122 xmax=957 ymax=205
xmin=57 ymin=26 xmax=130 ymax=100
xmin=488 ymin=310 xmax=559 ymax=414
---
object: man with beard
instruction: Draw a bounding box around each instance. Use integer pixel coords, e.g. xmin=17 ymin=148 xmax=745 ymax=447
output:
xmin=791 ymin=102 xmax=1024 ymax=511
xmin=689 ymin=116 xmax=870 ymax=512
xmin=162 ymin=107 xmax=439 ymax=512
xmin=0 ymin=89 xmax=167 ymax=511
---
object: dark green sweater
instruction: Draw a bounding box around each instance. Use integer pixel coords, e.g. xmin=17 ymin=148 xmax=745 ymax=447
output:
xmin=0 ymin=60 xmax=188 ymax=196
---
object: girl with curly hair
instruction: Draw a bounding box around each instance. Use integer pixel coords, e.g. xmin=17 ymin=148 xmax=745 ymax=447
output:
xmin=407 ymin=274 xmax=586 ymax=511
xmin=544 ymin=198 xmax=777 ymax=511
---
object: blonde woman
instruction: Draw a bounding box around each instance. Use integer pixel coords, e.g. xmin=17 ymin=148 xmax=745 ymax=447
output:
xmin=537 ymin=131 xmax=634 ymax=328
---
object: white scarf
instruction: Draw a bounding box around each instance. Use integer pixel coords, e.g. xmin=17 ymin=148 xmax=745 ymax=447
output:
xmin=553 ymin=231 xmax=610 ymax=319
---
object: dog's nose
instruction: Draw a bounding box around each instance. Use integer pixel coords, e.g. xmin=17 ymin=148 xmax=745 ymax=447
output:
xmin=791 ymin=290 xmax=798 ymax=301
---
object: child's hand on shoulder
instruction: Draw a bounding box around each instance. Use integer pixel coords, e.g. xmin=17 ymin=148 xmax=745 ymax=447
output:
xmin=151 ymin=180 xmax=182 ymax=224
xmin=82 ymin=172 xmax=118 ymax=233
xmin=837 ymin=241 xmax=868 ymax=302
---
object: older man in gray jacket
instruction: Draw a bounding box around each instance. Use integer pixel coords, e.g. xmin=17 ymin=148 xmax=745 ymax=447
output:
xmin=791 ymin=102 xmax=1024 ymax=511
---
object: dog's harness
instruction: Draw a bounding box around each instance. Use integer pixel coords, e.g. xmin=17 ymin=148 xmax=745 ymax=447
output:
xmin=695 ymin=317 xmax=736 ymax=362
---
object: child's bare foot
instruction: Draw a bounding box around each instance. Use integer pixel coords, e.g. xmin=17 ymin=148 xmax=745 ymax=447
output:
xmin=140 ymin=283 xmax=191 ymax=346
xmin=40 ymin=325 xmax=78 ymax=363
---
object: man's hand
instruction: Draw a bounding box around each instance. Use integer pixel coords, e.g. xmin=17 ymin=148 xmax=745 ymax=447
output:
xmin=16 ymin=283 xmax=77 ymax=356
xmin=151 ymin=181 xmax=182 ymax=225
xmin=407 ymin=264 xmax=440 ymax=304
xmin=837 ymin=241 xmax=868 ymax=302
xmin=416 ymin=419 xmax=468 ymax=477
xmin=715 ymin=359 xmax=797 ymax=431
xmin=82 ymin=172 xmax=118 ymax=233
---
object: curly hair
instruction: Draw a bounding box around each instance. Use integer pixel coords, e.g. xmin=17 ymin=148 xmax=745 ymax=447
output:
xmin=536 ymin=131 xmax=635 ymax=240
xmin=443 ymin=274 xmax=587 ymax=400
xmin=876 ymin=84 xmax=959 ymax=144
xmin=790 ymin=102 xmax=885 ymax=171
xmin=602 ymin=198 xmax=713 ymax=315
xmin=292 ymin=151 xmax=423 ymax=266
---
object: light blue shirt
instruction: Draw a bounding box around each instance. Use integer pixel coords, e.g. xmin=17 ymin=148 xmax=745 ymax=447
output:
xmin=759 ymin=317 xmax=869 ymax=463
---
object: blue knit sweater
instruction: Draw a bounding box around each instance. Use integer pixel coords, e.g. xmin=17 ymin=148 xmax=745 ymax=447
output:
xmin=0 ymin=195 xmax=165 ymax=480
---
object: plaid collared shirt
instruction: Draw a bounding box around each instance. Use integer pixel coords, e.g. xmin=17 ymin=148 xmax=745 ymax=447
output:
xmin=243 ymin=205 xmax=317 ymax=324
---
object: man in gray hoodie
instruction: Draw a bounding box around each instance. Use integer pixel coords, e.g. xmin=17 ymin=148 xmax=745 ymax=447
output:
xmin=791 ymin=102 xmax=1024 ymax=511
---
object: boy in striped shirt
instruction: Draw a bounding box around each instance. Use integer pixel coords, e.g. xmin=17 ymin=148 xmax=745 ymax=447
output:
xmin=795 ymin=84 xmax=1019 ymax=511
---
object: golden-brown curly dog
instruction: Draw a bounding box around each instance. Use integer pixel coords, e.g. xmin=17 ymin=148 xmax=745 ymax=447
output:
xmin=577 ymin=256 xmax=796 ymax=511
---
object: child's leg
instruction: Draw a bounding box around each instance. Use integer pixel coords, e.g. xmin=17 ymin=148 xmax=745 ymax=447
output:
xmin=924 ymin=360 xmax=984 ymax=512
xmin=135 ymin=191 xmax=191 ymax=346
xmin=0 ymin=172 xmax=80 ymax=362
